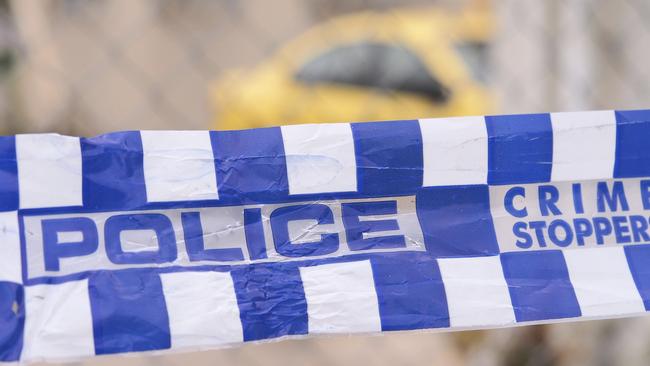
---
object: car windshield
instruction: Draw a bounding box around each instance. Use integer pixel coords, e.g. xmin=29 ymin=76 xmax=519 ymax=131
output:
xmin=454 ymin=41 xmax=489 ymax=84
xmin=295 ymin=42 xmax=450 ymax=102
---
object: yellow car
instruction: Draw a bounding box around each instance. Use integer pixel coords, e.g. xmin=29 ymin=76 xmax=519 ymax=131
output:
xmin=212 ymin=4 xmax=493 ymax=130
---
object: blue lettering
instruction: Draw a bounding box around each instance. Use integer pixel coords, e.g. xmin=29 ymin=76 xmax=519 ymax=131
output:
xmin=504 ymin=186 xmax=527 ymax=218
xmin=612 ymin=216 xmax=631 ymax=244
xmin=42 ymin=217 xmax=98 ymax=271
xmin=270 ymin=204 xmax=339 ymax=257
xmin=593 ymin=217 xmax=613 ymax=244
xmin=573 ymin=218 xmax=593 ymax=246
xmin=597 ymin=181 xmax=629 ymax=212
xmin=181 ymin=212 xmax=244 ymax=262
xmin=538 ymin=185 xmax=562 ymax=216
xmin=641 ymin=180 xmax=650 ymax=210
xmin=572 ymin=183 xmax=584 ymax=214
xmin=342 ymin=201 xmax=405 ymax=251
xmin=529 ymin=221 xmax=548 ymax=247
xmin=104 ymin=213 xmax=177 ymax=264
xmin=513 ymin=222 xmax=532 ymax=249
xmin=244 ymin=208 xmax=268 ymax=260
xmin=630 ymin=215 xmax=650 ymax=243
xmin=548 ymin=219 xmax=573 ymax=247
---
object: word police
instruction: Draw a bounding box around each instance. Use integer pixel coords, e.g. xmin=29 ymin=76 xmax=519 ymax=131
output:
xmin=22 ymin=197 xmax=423 ymax=279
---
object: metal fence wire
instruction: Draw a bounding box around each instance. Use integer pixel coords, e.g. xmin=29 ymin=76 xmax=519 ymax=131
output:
xmin=2 ymin=1 xmax=650 ymax=365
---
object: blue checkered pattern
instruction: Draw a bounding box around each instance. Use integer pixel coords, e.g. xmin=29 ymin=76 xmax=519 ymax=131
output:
xmin=2 ymin=109 xmax=650 ymax=362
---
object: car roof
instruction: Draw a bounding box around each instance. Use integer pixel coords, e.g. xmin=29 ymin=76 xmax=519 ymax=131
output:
xmin=270 ymin=5 xmax=492 ymax=70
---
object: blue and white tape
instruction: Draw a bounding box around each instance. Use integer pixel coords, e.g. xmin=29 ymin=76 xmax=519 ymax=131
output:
xmin=2 ymin=109 xmax=650 ymax=362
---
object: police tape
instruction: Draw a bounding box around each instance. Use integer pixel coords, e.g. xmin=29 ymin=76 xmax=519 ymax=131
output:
xmin=2 ymin=109 xmax=650 ymax=362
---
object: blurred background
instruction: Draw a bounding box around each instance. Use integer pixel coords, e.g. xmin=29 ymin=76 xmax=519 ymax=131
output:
xmin=1 ymin=0 xmax=650 ymax=365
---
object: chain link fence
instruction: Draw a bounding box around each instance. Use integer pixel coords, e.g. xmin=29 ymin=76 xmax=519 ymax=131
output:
xmin=2 ymin=1 xmax=650 ymax=365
